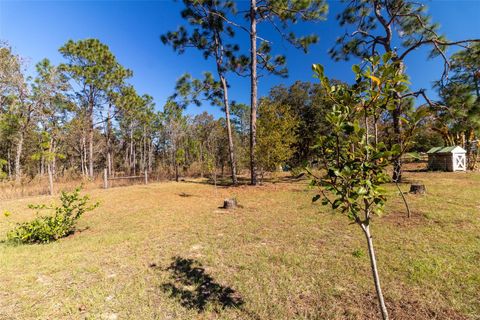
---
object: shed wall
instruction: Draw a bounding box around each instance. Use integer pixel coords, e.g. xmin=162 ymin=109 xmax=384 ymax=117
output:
xmin=428 ymin=154 xmax=453 ymax=171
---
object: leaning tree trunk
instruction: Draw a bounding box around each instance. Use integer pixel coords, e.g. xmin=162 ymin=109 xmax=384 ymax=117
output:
xmin=249 ymin=0 xmax=258 ymax=186
xmin=219 ymin=74 xmax=238 ymax=186
xmin=361 ymin=222 xmax=389 ymax=320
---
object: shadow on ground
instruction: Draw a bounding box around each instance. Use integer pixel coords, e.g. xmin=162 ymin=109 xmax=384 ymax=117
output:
xmin=159 ymin=257 xmax=244 ymax=312
xmin=183 ymin=174 xmax=306 ymax=187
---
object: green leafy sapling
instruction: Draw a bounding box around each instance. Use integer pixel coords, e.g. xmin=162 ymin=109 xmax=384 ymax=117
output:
xmin=6 ymin=187 xmax=99 ymax=244
xmin=309 ymin=53 xmax=411 ymax=320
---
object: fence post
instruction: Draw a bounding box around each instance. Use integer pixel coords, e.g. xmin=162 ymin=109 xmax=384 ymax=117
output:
xmin=103 ymin=168 xmax=108 ymax=189
xmin=144 ymin=169 xmax=148 ymax=185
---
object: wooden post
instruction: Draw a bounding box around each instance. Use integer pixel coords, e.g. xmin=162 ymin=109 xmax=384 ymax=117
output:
xmin=144 ymin=169 xmax=148 ymax=185
xmin=103 ymin=168 xmax=108 ymax=189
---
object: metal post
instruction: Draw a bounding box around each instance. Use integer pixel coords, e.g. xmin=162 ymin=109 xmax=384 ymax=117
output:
xmin=103 ymin=168 xmax=108 ymax=189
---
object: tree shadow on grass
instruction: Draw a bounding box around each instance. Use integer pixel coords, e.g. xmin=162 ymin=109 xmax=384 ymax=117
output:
xmin=159 ymin=257 xmax=244 ymax=312
xmin=184 ymin=174 xmax=306 ymax=187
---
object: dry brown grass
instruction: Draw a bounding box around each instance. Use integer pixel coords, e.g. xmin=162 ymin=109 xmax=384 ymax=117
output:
xmin=0 ymin=173 xmax=171 ymax=201
xmin=0 ymin=165 xmax=479 ymax=319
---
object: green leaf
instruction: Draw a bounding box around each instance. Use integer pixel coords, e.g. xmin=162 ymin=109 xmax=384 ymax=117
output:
xmin=357 ymin=186 xmax=367 ymax=195
xmin=351 ymin=64 xmax=361 ymax=74
xmin=312 ymin=64 xmax=324 ymax=76
xmin=332 ymin=199 xmax=342 ymax=209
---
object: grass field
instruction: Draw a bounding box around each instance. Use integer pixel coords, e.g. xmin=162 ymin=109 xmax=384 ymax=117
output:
xmin=1 ymin=168 xmax=479 ymax=319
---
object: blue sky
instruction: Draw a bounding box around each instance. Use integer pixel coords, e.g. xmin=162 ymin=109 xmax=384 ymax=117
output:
xmin=1 ymin=0 xmax=479 ymax=118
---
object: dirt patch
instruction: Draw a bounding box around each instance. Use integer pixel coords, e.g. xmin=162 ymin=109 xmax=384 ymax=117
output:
xmin=369 ymin=293 xmax=468 ymax=320
xmin=379 ymin=211 xmax=429 ymax=227
xmin=293 ymin=290 xmax=469 ymax=320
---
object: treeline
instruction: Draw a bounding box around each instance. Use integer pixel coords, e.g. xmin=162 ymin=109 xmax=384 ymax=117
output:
xmin=0 ymin=38 xmax=334 ymax=184
xmin=1 ymin=40 xmax=479 ymax=187
xmin=0 ymin=39 xmax=306 ymax=184
xmin=1 ymin=0 xmax=479 ymax=188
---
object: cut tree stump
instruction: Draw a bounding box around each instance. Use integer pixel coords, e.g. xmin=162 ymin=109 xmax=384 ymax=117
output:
xmin=409 ymin=183 xmax=426 ymax=195
xmin=222 ymin=198 xmax=237 ymax=209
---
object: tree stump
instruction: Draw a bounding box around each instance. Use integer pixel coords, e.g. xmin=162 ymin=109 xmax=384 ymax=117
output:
xmin=409 ymin=183 xmax=426 ymax=195
xmin=222 ymin=198 xmax=237 ymax=209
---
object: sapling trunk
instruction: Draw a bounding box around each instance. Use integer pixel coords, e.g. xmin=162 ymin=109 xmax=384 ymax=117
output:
xmin=361 ymin=222 xmax=389 ymax=320
xmin=397 ymin=182 xmax=411 ymax=218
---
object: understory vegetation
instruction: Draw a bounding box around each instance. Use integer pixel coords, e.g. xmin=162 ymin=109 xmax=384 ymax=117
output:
xmin=5 ymin=188 xmax=98 ymax=244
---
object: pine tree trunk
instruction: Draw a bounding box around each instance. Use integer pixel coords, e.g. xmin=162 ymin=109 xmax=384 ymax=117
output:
xmin=106 ymin=103 xmax=112 ymax=176
xmin=7 ymin=148 xmax=12 ymax=179
xmin=88 ymin=125 xmax=94 ymax=178
xmin=212 ymin=24 xmax=237 ymax=186
xmin=107 ymin=152 xmax=112 ymax=176
xmin=361 ymin=223 xmax=389 ymax=320
xmin=124 ymin=145 xmax=129 ymax=175
xmin=200 ymin=143 xmax=204 ymax=178
xmin=392 ymin=61 xmax=405 ymax=183
xmin=51 ymin=140 xmax=57 ymax=177
xmin=142 ymin=127 xmax=146 ymax=172
xmin=219 ymin=75 xmax=238 ymax=185
xmin=80 ymin=137 xmax=85 ymax=176
xmin=133 ymin=143 xmax=136 ymax=176
xmin=15 ymin=130 xmax=24 ymax=181
xmin=87 ymin=98 xmax=95 ymax=179
xmin=148 ymin=139 xmax=153 ymax=173
xmin=173 ymin=146 xmax=179 ymax=182
xmin=129 ymin=128 xmax=134 ymax=175
xmin=47 ymin=162 xmax=54 ymax=196
xmin=249 ymin=0 xmax=258 ymax=186
xmin=40 ymin=155 xmax=45 ymax=176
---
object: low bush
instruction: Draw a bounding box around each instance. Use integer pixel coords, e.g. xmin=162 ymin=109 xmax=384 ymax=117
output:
xmin=6 ymin=188 xmax=98 ymax=244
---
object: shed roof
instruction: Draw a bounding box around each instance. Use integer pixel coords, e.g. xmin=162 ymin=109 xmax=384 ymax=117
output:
xmin=426 ymin=146 xmax=466 ymax=154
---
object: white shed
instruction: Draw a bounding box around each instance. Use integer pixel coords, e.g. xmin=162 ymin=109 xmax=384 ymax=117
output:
xmin=427 ymin=146 xmax=466 ymax=172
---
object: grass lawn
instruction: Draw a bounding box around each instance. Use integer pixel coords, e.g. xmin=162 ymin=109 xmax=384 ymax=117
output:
xmin=1 ymin=168 xmax=479 ymax=319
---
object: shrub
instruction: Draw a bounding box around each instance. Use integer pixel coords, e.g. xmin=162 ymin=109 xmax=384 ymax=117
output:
xmin=6 ymin=188 xmax=98 ymax=244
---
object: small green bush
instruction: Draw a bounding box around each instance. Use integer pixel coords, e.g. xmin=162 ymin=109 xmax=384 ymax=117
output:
xmin=6 ymin=188 xmax=98 ymax=244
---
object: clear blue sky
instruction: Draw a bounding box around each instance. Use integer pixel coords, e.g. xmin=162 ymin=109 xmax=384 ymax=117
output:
xmin=1 ymin=0 xmax=479 ymax=117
